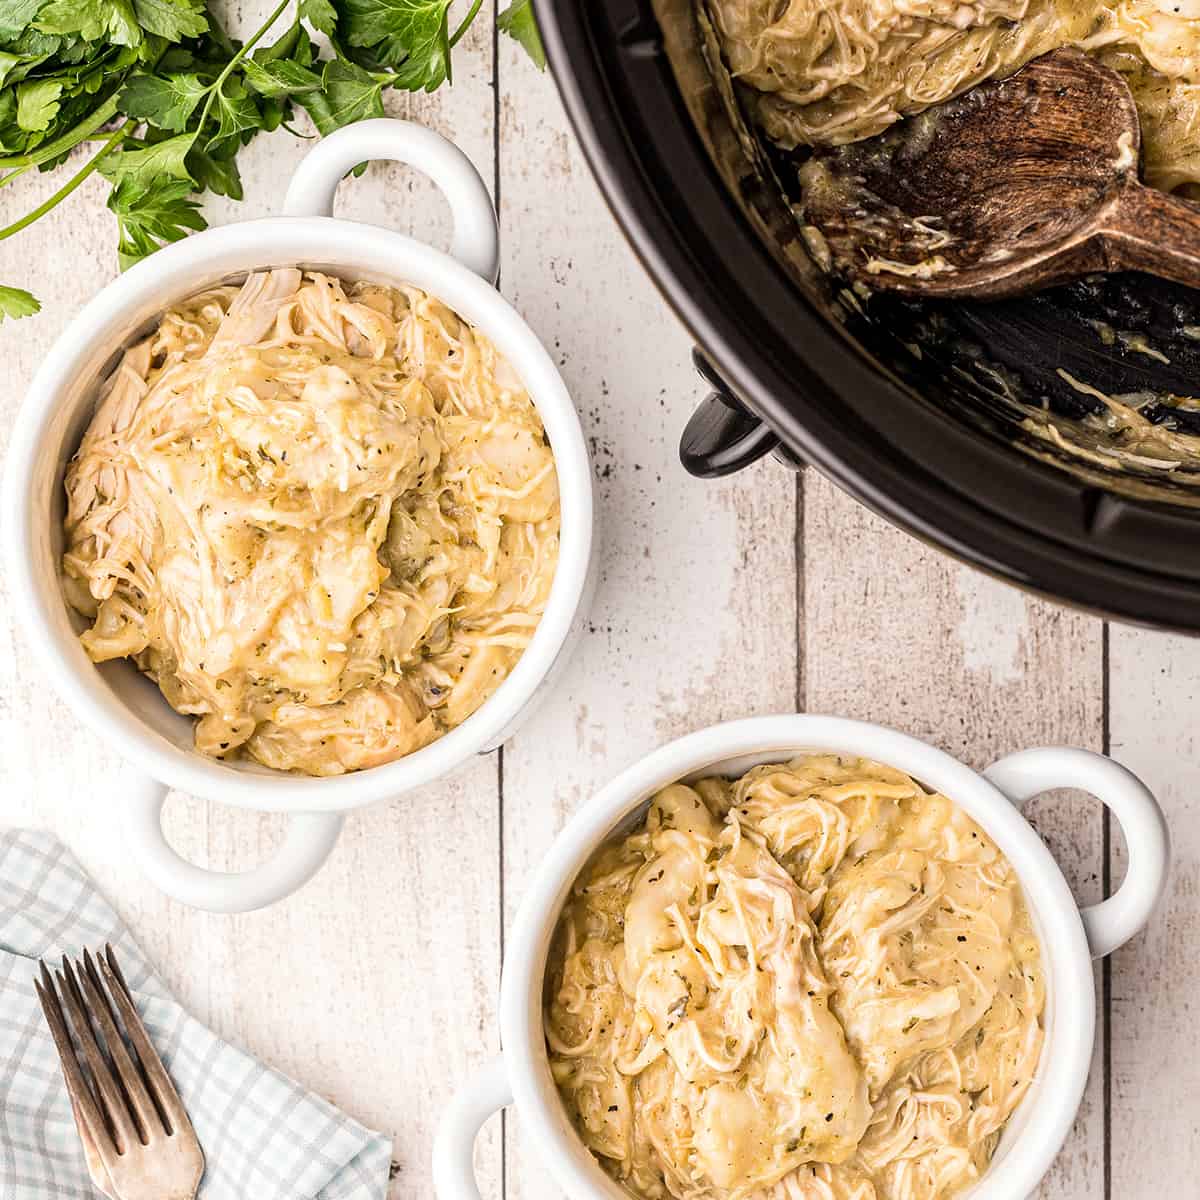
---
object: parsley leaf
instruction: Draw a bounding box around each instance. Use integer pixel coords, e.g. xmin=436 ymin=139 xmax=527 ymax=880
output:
xmin=107 ymin=173 xmax=204 ymax=268
xmin=0 ymin=0 xmax=46 ymax=40
xmin=119 ymin=70 xmax=207 ymax=130
xmin=36 ymin=0 xmax=141 ymax=47
xmin=497 ymin=0 xmax=543 ymax=70
xmin=209 ymin=74 xmax=262 ymax=149
xmin=100 ymin=129 xmax=195 ymax=186
xmin=242 ymin=55 xmax=322 ymax=99
xmin=297 ymin=57 xmax=385 ymax=135
xmin=130 ymin=0 xmax=205 ymax=40
xmin=0 ymin=49 xmax=21 ymax=86
xmin=340 ymin=0 xmax=452 ymax=89
xmin=187 ymin=140 xmax=242 ymax=198
xmin=0 ymin=284 xmax=41 ymax=321
xmin=298 ymin=0 xmax=335 ymax=36
xmin=15 ymin=77 xmax=61 ymax=129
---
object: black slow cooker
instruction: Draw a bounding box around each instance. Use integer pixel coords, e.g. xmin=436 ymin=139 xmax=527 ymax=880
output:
xmin=535 ymin=0 xmax=1200 ymax=631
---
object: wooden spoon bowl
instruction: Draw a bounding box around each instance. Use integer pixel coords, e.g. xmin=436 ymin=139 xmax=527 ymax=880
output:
xmin=801 ymin=49 xmax=1200 ymax=300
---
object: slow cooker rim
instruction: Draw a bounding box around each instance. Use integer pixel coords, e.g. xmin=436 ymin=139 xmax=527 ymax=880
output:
xmin=535 ymin=0 xmax=1200 ymax=633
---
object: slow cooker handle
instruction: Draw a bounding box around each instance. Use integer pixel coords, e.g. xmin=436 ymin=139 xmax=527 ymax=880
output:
xmin=122 ymin=775 xmax=344 ymax=914
xmin=433 ymin=1055 xmax=513 ymax=1199
xmin=680 ymin=350 xmax=783 ymax=478
xmin=984 ymin=747 xmax=1170 ymax=959
xmin=283 ymin=118 xmax=500 ymax=283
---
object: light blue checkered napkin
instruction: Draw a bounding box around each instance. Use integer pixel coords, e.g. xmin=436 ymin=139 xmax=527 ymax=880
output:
xmin=0 ymin=829 xmax=393 ymax=1199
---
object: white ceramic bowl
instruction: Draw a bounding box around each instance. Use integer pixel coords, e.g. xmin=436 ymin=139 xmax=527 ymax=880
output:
xmin=3 ymin=119 xmax=596 ymax=914
xmin=434 ymin=714 xmax=1169 ymax=1200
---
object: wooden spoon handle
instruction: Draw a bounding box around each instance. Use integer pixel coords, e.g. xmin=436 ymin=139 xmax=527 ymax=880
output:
xmin=1099 ymin=182 xmax=1200 ymax=290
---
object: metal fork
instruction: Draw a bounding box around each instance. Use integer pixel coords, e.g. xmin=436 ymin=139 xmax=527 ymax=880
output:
xmin=35 ymin=946 xmax=205 ymax=1200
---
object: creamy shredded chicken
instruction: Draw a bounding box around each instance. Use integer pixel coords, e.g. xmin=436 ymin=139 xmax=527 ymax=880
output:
xmin=63 ymin=270 xmax=559 ymax=776
xmin=708 ymin=0 xmax=1200 ymax=193
xmin=545 ymin=756 xmax=1044 ymax=1200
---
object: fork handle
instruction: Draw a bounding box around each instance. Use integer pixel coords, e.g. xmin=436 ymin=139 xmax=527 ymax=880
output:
xmin=123 ymin=776 xmax=344 ymax=913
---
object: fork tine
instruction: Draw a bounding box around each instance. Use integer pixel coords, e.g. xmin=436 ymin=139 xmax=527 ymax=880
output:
xmin=34 ymin=963 xmax=116 ymax=1159
xmin=65 ymin=1086 xmax=118 ymax=1200
xmin=57 ymin=959 xmax=140 ymax=1154
xmin=100 ymin=946 xmax=193 ymax=1136
xmin=77 ymin=948 xmax=162 ymax=1141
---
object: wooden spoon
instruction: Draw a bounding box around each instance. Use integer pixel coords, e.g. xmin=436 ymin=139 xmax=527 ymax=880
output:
xmin=800 ymin=48 xmax=1200 ymax=300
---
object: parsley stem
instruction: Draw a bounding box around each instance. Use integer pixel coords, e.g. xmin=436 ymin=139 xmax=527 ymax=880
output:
xmin=0 ymin=95 xmax=121 ymax=172
xmin=194 ymin=0 xmax=293 ymax=137
xmin=449 ymin=0 xmax=485 ymax=48
xmin=258 ymin=18 xmax=302 ymax=63
xmin=0 ymin=127 xmax=126 ymax=244
xmin=232 ymin=0 xmax=295 ymax=64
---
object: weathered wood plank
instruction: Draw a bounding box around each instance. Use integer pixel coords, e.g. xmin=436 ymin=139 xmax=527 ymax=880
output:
xmin=802 ymin=471 xmax=1107 ymax=1198
xmin=0 ymin=4 xmax=503 ymax=1197
xmin=494 ymin=42 xmax=800 ymax=832
xmin=1108 ymin=626 xmax=1199 ymax=1198
xmin=494 ymin=47 xmax=799 ymax=1200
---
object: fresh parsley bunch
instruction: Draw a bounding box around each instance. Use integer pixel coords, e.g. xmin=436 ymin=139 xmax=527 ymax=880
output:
xmin=0 ymin=0 xmax=543 ymax=321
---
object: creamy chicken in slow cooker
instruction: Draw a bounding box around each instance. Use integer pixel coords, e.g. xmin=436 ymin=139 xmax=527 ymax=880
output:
xmin=62 ymin=270 xmax=559 ymax=776
xmin=708 ymin=0 xmax=1200 ymax=194
xmin=545 ymin=756 xmax=1044 ymax=1200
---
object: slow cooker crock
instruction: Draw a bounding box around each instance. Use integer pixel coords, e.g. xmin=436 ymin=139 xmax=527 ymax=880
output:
xmin=535 ymin=0 xmax=1200 ymax=632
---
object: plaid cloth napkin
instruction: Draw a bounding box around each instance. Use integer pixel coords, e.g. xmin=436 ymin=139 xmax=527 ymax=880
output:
xmin=0 ymin=829 xmax=393 ymax=1199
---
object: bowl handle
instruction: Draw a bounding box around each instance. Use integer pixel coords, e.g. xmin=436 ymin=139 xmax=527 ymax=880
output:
xmin=984 ymin=747 xmax=1169 ymax=959
xmin=282 ymin=118 xmax=500 ymax=283
xmin=433 ymin=1054 xmax=513 ymax=1199
xmin=122 ymin=774 xmax=344 ymax=913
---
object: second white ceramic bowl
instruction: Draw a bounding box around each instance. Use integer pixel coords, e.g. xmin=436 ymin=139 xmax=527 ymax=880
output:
xmin=434 ymin=714 xmax=1168 ymax=1200
xmin=2 ymin=119 xmax=596 ymax=913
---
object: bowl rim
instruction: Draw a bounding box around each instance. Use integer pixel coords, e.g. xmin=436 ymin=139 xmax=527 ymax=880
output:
xmin=2 ymin=215 xmax=595 ymax=812
xmin=497 ymin=714 xmax=1096 ymax=1200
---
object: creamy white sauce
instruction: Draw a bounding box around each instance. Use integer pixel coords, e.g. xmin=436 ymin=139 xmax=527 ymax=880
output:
xmin=708 ymin=0 xmax=1200 ymax=193
xmin=63 ymin=271 xmax=559 ymax=776
xmin=545 ymin=756 xmax=1045 ymax=1200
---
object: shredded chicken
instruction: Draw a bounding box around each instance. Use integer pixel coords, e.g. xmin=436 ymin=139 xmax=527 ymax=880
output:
xmin=63 ymin=270 xmax=559 ymax=776
xmin=707 ymin=0 xmax=1200 ymax=193
xmin=545 ymin=756 xmax=1044 ymax=1200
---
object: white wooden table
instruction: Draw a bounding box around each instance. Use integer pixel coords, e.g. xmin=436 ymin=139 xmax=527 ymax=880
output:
xmin=0 ymin=7 xmax=1194 ymax=1198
